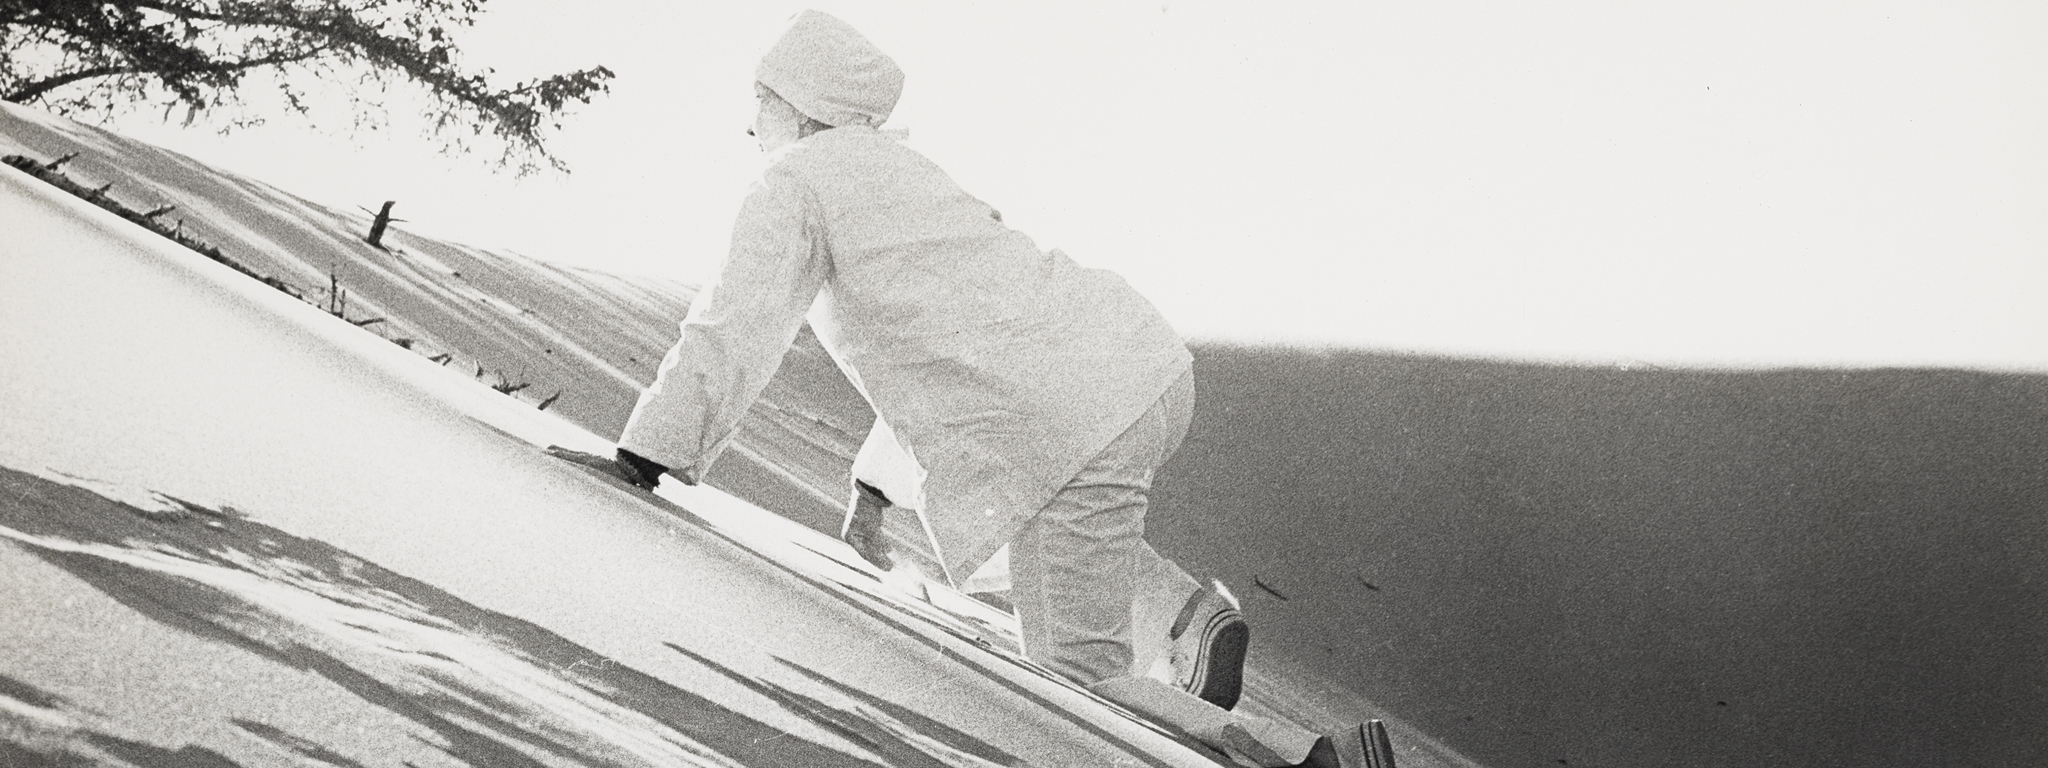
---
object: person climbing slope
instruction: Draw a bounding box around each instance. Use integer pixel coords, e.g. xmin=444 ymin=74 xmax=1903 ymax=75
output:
xmin=607 ymin=10 xmax=1387 ymax=767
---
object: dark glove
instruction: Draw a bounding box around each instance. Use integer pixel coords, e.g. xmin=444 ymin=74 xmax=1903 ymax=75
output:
xmin=614 ymin=448 xmax=669 ymax=490
xmin=842 ymin=479 xmax=895 ymax=570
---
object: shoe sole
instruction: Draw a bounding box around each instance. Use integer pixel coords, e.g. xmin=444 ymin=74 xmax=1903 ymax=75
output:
xmin=1183 ymin=607 xmax=1248 ymax=710
xmin=1364 ymin=720 xmax=1396 ymax=768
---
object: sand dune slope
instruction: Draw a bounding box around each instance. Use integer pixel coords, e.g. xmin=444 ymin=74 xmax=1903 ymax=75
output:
xmin=1 ymin=159 xmax=1256 ymax=767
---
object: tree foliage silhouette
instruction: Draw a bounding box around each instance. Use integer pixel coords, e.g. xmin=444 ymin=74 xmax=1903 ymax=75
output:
xmin=1 ymin=0 xmax=613 ymax=174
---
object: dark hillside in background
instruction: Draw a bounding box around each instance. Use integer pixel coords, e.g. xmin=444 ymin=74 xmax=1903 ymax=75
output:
xmin=1150 ymin=345 xmax=2048 ymax=768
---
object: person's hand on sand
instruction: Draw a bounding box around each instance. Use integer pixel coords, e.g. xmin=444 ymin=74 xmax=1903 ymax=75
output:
xmin=611 ymin=448 xmax=670 ymax=489
xmin=543 ymin=446 xmax=670 ymax=490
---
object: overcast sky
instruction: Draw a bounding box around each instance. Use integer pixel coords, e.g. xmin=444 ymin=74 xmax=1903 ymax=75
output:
xmin=108 ymin=0 xmax=2047 ymax=370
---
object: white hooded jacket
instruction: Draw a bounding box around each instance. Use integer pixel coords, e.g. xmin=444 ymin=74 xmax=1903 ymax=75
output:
xmin=619 ymin=12 xmax=1191 ymax=583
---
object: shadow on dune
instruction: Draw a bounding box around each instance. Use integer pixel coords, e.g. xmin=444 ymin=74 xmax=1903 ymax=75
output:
xmin=0 ymin=464 xmax=1006 ymax=767
xmin=1146 ymin=345 xmax=2048 ymax=768
xmin=664 ymin=644 xmax=1025 ymax=768
xmin=1 ymin=671 xmax=250 ymax=768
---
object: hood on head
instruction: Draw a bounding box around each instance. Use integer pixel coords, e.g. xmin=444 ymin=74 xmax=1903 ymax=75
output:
xmin=755 ymin=10 xmax=903 ymax=128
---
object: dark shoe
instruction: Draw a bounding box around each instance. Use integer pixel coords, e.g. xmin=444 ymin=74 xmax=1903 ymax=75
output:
xmin=1169 ymin=580 xmax=1248 ymax=710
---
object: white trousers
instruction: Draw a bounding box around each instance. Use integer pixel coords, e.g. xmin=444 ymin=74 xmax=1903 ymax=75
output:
xmin=1009 ymin=370 xmax=1320 ymax=767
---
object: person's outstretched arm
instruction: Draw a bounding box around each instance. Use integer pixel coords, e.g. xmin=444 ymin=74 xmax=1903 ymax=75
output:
xmin=617 ymin=166 xmax=828 ymax=485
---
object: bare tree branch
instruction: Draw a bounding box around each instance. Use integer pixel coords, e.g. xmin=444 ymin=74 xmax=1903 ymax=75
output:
xmin=0 ymin=0 xmax=611 ymax=174
xmin=6 ymin=45 xmax=327 ymax=103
